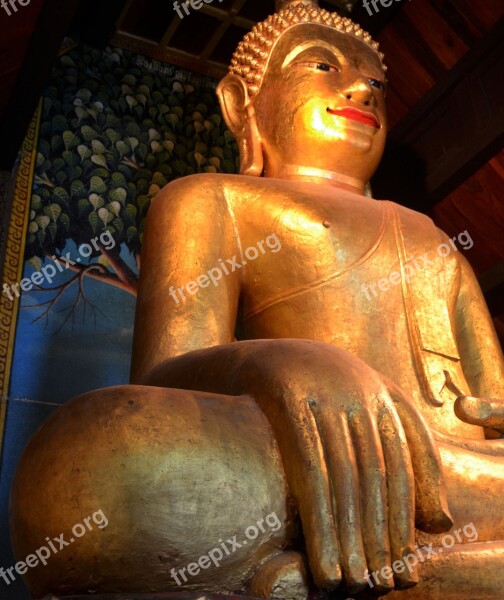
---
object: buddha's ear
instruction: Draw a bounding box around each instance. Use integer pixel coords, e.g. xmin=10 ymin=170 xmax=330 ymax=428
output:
xmin=216 ymin=73 xmax=263 ymax=177
xmin=216 ymin=73 xmax=249 ymax=134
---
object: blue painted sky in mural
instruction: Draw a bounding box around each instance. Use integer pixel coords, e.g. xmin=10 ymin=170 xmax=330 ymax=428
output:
xmin=2 ymin=239 xmax=137 ymax=600
xmin=9 ymin=239 xmax=137 ymax=404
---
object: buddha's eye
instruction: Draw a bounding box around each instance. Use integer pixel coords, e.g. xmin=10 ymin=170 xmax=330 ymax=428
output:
xmin=297 ymin=61 xmax=339 ymax=73
xmin=369 ymin=78 xmax=384 ymax=91
xmin=315 ymin=63 xmax=338 ymax=73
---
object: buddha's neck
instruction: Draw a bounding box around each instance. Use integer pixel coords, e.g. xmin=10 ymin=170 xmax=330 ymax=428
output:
xmin=266 ymin=164 xmax=366 ymax=196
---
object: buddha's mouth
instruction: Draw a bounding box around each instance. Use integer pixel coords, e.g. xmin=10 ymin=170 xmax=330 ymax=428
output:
xmin=326 ymin=107 xmax=380 ymax=128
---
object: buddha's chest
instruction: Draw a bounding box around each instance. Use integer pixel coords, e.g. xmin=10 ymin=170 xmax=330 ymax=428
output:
xmin=238 ymin=189 xmax=459 ymax=362
xmin=239 ymin=188 xmax=390 ymax=300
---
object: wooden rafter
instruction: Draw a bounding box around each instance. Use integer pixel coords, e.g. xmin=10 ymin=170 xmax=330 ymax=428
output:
xmin=373 ymin=17 xmax=504 ymax=212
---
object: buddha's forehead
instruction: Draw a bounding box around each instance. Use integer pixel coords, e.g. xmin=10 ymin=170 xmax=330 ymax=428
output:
xmin=266 ymin=23 xmax=384 ymax=76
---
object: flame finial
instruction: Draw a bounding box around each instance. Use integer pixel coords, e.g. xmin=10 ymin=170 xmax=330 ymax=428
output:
xmin=275 ymin=0 xmax=319 ymax=11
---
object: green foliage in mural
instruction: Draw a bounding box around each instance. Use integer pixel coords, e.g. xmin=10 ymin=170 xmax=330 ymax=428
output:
xmin=29 ymin=44 xmax=239 ymax=294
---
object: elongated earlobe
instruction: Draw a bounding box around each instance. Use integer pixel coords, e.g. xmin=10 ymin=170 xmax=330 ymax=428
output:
xmin=239 ymin=104 xmax=263 ymax=176
xmin=216 ymin=74 xmax=264 ymax=177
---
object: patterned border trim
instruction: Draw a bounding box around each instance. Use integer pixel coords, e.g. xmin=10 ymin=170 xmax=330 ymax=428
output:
xmin=0 ymin=101 xmax=41 ymax=465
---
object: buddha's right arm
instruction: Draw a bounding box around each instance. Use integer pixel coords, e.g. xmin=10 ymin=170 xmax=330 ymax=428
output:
xmin=452 ymin=252 xmax=504 ymax=434
xmin=129 ymin=175 xmax=332 ymax=392
xmin=130 ymin=174 xmax=243 ymax=384
xmin=454 ymin=252 xmax=504 ymax=400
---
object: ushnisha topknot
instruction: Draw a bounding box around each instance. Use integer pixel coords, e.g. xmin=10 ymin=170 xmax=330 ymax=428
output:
xmin=229 ymin=0 xmax=386 ymax=97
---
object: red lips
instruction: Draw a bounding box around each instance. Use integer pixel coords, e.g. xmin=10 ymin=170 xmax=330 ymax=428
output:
xmin=327 ymin=107 xmax=380 ymax=128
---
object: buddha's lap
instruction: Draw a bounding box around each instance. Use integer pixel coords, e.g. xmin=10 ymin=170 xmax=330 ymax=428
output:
xmin=11 ymin=385 xmax=504 ymax=567
xmin=10 ymin=384 xmax=294 ymax=594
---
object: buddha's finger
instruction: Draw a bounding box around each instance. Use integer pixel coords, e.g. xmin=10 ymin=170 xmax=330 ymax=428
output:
xmin=284 ymin=400 xmax=343 ymax=589
xmin=316 ymin=409 xmax=368 ymax=592
xmin=378 ymin=407 xmax=418 ymax=589
xmin=388 ymin=385 xmax=453 ymax=534
xmin=349 ymin=409 xmax=394 ymax=593
xmin=455 ymin=396 xmax=504 ymax=433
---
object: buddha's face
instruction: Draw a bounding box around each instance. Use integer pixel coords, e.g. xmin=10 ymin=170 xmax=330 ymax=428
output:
xmin=251 ymin=23 xmax=387 ymax=182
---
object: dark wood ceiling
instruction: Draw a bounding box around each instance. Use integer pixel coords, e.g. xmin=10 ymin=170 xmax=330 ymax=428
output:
xmin=375 ymin=0 xmax=504 ymax=128
xmin=112 ymin=0 xmax=360 ymax=79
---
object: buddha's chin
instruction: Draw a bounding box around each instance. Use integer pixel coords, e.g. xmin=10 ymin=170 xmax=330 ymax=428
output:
xmin=319 ymin=141 xmax=382 ymax=174
xmin=339 ymin=129 xmax=379 ymax=154
xmin=309 ymin=126 xmax=383 ymax=158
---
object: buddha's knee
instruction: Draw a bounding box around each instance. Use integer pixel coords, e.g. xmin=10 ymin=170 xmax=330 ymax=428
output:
xmin=10 ymin=384 xmax=294 ymax=598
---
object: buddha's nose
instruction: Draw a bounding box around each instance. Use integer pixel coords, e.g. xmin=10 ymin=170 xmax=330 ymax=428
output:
xmin=342 ymin=77 xmax=374 ymax=107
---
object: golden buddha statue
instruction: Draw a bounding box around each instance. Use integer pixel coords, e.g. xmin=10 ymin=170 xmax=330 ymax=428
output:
xmin=10 ymin=1 xmax=504 ymax=599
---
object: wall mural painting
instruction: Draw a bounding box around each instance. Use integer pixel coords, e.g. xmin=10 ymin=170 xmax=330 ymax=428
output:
xmin=0 ymin=45 xmax=239 ymax=593
xmin=8 ymin=42 xmax=239 ymax=406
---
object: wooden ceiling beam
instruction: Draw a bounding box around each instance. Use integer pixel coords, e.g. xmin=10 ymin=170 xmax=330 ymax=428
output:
xmin=112 ymin=31 xmax=227 ymax=79
xmin=372 ymin=17 xmax=504 ymax=212
xmin=198 ymin=4 xmax=255 ymax=30
xmin=351 ymin=0 xmax=408 ymax=35
xmin=159 ymin=14 xmax=184 ymax=48
xmin=200 ymin=0 xmax=249 ymax=61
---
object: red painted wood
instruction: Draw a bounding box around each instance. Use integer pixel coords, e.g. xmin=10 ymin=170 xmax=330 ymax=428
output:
xmin=0 ymin=0 xmax=46 ymax=116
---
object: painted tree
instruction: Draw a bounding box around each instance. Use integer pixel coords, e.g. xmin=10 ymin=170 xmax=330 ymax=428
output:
xmin=28 ymin=44 xmax=239 ymax=311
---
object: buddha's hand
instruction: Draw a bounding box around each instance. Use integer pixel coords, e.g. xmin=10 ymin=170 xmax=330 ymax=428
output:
xmin=236 ymin=339 xmax=453 ymax=594
xmin=455 ymin=396 xmax=504 ymax=434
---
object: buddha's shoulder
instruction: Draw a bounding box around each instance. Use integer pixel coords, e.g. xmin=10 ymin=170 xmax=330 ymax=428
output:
xmin=155 ymin=173 xmax=228 ymax=202
xmin=386 ymin=199 xmax=432 ymax=222
xmin=154 ymin=173 xmax=270 ymax=212
xmin=387 ymin=200 xmax=464 ymax=262
xmin=386 ymin=199 xmax=440 ymax=233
